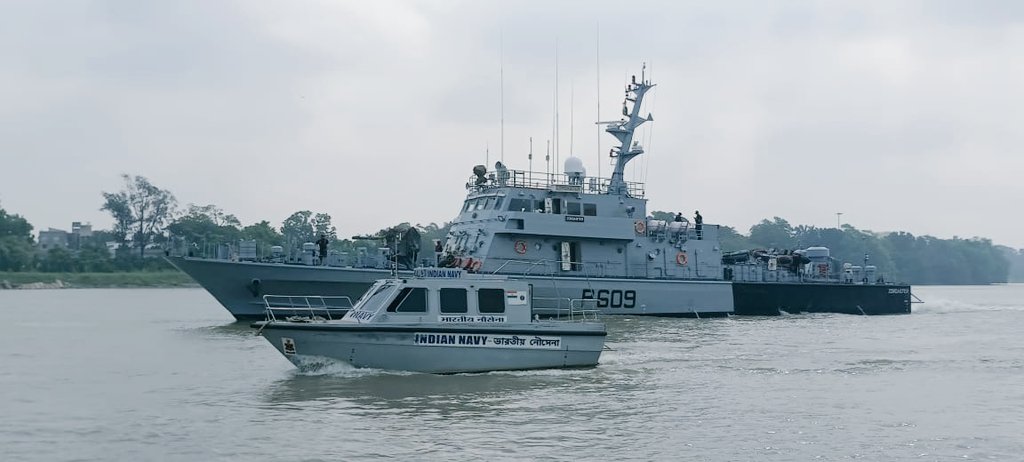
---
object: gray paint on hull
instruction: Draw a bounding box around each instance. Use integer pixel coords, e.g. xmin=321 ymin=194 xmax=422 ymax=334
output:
xmin=169 ymin=256 xmax=733 ymax=319
xmin=257 ymin=324 xmax=605 ymax=374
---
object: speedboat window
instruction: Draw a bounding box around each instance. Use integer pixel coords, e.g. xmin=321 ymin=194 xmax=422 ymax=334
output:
xmin=386 ymin=287 xmax=428 ymax=313
xmin=439 ymin=288 xmax=468 ymax=313
xmin=354 ymin=282 xmax=395 ymax=309
xmin=478 ymin=288 xmax=506 ymax=314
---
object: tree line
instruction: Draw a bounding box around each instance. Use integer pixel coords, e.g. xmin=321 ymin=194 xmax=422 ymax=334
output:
xmin=1 ymin=174 xmax=1019 ymax=284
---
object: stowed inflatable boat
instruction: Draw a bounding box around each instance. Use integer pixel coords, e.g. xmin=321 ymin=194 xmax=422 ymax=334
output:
xmin=252 ymin=268 xmax=607 ymax=374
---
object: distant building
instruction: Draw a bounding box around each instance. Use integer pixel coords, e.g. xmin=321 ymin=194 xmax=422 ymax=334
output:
xmin=38 ymin=221 xmax=95 ymax=252
xmin=38 ymin=228 xmax=69 ymax=250
xmin=70 ymin=221 xmax=93 ymax=250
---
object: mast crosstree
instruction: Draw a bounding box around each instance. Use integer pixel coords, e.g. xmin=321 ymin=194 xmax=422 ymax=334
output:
xmin=601 ymin=64 xmax=655 ymax=196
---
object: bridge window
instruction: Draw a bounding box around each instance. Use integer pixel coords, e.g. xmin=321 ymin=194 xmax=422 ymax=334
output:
xmin=567 ymin=202 xmax=581 ymax=215
xmin=493 ymin=197 xmax=503 ymax=209
xmin=583 ymin=203 xmax=597 ymax=216
xmin=387 ymin=287 xmax=427 ymax=313
xmin=508 ymin=198 xmax=530 ymax=212
xmin=477 ymin=288 xmax=506 ymax=313
xmin=439 ymin=288 xmax=468 ymax=313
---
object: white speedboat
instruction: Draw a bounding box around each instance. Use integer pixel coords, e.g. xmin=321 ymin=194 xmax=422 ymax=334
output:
xmin=252 ymin=268 xmax=607 ymax=374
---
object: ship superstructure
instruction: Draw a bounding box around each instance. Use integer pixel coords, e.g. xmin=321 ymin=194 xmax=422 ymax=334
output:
xmin=438 ymin=69 xmax=734 ymax=316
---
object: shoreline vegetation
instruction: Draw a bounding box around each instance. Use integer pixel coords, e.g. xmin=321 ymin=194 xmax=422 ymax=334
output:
xmin=3 ymin=174 xmax=1022 ymax=285
xmin=0 ymin=270 xmax=197 ymax=289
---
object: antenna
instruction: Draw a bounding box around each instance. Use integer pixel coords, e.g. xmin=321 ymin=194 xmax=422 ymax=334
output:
xmin=596 ymin=22 xmax=601 ymax=179
xmin=500 ymin=29 xmax=505 ymax=163
xmin=554 ymin=38 xmax=560 ymax=171
xmin=545 ymin=139 xmax=551 ymax=179
xmin=528 ymin=137 xmax=533 ymax=183
xmin=570 ymin=82 xmax=574 ymax=156
xmin=485 ymin=142 xmax=489 ymax=168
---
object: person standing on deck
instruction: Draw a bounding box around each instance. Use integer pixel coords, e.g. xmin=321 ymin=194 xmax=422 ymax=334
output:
xmin=694 ymin=210 xmax=703 ymax=240
xmin=315 ymin=234 xmax=329 ymax=265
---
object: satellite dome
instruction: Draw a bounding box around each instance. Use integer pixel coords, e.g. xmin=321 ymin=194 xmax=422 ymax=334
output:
xmin=563 ymin=156 xmax=586 ymax=176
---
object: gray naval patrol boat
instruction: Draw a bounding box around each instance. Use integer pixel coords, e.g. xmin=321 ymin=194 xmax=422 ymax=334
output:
xmin=253 ymin=268 xmax=607 ymax=374
xmin=169 ymin=67 xmax=913 ymax=320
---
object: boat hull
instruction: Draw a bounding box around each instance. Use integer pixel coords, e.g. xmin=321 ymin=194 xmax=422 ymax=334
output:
xmin=170 ymin=256 xmax=910 ymax=319
xmin=167 ymin=256 xmax=734 ymax=319
xmin=255 ymin=322 xmax=607 ymax=374
xmin=166 ymin=256 xmax=398 ymax=320
xmin=731 ymin=282 xmax=912 ymax=315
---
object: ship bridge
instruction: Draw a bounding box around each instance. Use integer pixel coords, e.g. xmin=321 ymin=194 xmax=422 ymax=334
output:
xmin=439 ymin=66 xmax=723 ymax=285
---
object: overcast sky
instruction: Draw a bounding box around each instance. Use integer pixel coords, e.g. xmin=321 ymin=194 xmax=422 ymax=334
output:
xmin=2 ymin=1 xmax=1023 ymax=248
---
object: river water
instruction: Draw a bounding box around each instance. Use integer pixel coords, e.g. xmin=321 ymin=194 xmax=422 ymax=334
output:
xmin=1 ymin=285 xmax=1022 ymax=461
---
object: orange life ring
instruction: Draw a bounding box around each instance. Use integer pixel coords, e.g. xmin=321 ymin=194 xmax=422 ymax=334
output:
xmin=463 ymin=258 xmax=474 ymax=270
xmin=471 ymin=260 xmax=483 ymax=272
xmin=514 ymin=240 xmax=528 ymax=254
xmin=675 ymin=251 xmax=688 ymax=266
xmin=634 ymin=220 xmax=647 ymax=235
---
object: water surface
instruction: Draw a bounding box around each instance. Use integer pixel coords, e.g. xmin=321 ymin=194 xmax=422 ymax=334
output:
xmin=1 ymin=285 xmax=1022 ymax=460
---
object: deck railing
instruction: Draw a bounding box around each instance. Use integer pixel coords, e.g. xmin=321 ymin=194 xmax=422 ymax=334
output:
xmin=262 ymin=295 xmax=354 ymax=321
xmin=469 ymin=169 xmax=645 ymax=198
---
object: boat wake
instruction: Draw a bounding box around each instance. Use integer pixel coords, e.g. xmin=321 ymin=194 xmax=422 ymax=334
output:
xmin=911 ymin=297 xmax=1024 ymax=314
xmin=288 ymin=355 xmax=413 ymax=378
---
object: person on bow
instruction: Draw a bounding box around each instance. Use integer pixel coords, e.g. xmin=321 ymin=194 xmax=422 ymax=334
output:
xmin=315 ymin=234 xmax=329 ymax=265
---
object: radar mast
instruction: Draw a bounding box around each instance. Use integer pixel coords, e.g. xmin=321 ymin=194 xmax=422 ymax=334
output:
xmin=601 ymin=64 xmax=655 ymax=196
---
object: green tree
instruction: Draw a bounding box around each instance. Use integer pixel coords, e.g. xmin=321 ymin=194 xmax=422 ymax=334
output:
xmin=240 ymin=220 xmax=283 ymax=246
xmin=718 ymin=225 xmax=752 ymax=252
xmin=280 ymin=211 xmax=337 ymax=245
xmin=39 ymin=247 xmax=75 ymax=272
xmin=280 ymin=210 xmax=315 ymax=245
xmin=0 ymin=205 xmax=35 ymax=271
xmin=749 ymin=217 xmax=796 ymax=249
xmin=312 ymin=213 xmax=337 ymax=241
xmin=101 ymin=174 xmax=177 ymax=257
xmin=167 ymin=204 xmax=242 ymax=246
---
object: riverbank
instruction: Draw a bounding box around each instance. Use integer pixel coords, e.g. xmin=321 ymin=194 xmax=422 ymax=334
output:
xmin=0 ymin=271 xmax=197 ymax=289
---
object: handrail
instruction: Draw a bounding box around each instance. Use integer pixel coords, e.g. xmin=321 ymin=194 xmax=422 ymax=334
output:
xmin=262 ymin=294 xmax=354 ymax=321
xmin=531 ymin=296 xmax=600 ymax=321
xmin=468 ymin=169 xmax=645 ymax=198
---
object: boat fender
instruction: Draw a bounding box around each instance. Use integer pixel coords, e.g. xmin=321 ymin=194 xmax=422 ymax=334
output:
xmin=634 ymin=220 xmax=646 ymax=235
xmin=675 ymin=251 xmax=688 ymax=266
xmin=249 ymin=278 xmax=261 ymax=297
xmin=514 ymin=240 xmax=528 ymax=254
xmin=463 ymin=258 xmax=474 ymax=270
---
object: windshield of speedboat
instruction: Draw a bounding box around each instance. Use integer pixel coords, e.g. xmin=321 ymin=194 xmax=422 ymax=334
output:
xmin=352 ymin=281 xmax=397 ymax=312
